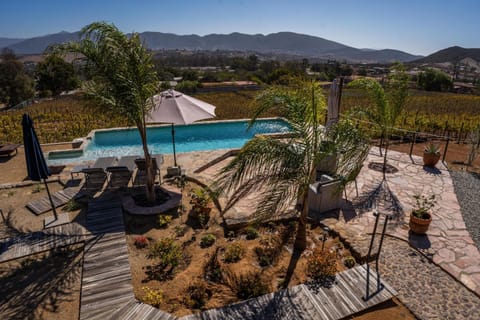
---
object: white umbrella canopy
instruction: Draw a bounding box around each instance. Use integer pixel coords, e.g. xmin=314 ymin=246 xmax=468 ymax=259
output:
xmin=147 ymin=89 xmax=217 ymax=167
xmin=148 ymin=89 xmax=216 ymax=124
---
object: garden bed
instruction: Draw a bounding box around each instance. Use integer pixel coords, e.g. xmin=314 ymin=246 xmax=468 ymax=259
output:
xmin=124 ymin=182 xmax=355 ymax=317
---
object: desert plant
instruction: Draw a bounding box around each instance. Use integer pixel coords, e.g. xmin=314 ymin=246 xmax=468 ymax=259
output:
xmin=54 ymin=22 xmax=159 ymax=203
xmin=424 ymin=143 xmax=440 ymax=155
xmin=255 ymin=234 xmax=283 ymax=267
xmin=174 ymin=225 xmax=187 ymax=237
xmin=185 ymin=280 xmax=211 ymax=309
xmin=204 ymin=248 xmax=223 ymax=283
xmin=214 ymin=78 xmax=369 ymax=251
xmin=134 ymin=235 xmax=149 ymax=249
xmin=62 ymin=199 xmax=83 ymax=212
xmin=148 ymin=237 xmax=183 ymax=273
xmin=226 ymin=270 xmax=270 ymax=299
xmin=244 ymin=226 xmax=259 ymax=240
xmin=223 ymin=243 xmax=245 ymax=263
xmin=343 ymin=255 xmax=356 ymax=268
xmin=412 ymin=194 xmax=437 ymax=218
xmin=306 ymin=248 xmax=337 ymax=280
xmin=31 ymin=183 xmax=45 ymax=194
xmin=200 ymin=234 xmax=216 ymax=248
xmin=142 ymin=286 xmax=164 ymax=308
xmin=158 ymin=214 xmax=172 ymax=228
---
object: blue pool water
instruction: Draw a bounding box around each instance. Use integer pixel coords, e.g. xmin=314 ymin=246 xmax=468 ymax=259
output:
xmin=48 ymin=119 xmax=291 ymax=163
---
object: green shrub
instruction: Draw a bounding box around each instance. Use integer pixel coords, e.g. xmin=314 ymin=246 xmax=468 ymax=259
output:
xmin=185 ymin=280 xmax=211 ymax=309
xmin=244 ymin=226 xmax=259 ymax=240
xmin=255 ymin=234 xmax=282 ymax=267
xmin=148 ymin=238 xmax=182 ymax=273
xmin=142 ymin=286 xmax=164 ymax=307
xmin=158 ymin=214 xmax=172 ymax=228
xmin=223 ymin=243 xmax=245 ymax=263
xmin=174 ymin=225 xmax=187 ymax=237
xmin=306 ymin=249 xmax=337 ymax=280
xmin=200 ymin=234 xmax=216 ymax=248
xmin=226 ymin=270 xmax=270 ymax=299
xmin=62 ymin=199 xmax=83 ymax=212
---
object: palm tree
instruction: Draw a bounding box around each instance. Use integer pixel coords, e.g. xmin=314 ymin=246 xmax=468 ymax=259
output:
xmin=53 ymin=22 xmax=158 ymax=202
xmin=349 ymin=63 xmax=409 ymax=179
xmin=214 ymin=79 xmax=369 ymax=251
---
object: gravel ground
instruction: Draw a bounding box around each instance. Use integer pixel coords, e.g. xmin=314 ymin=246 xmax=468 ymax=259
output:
xmin=379 ymin=238 xmax=480 ymax=320
xmin=450 ymin=171 xmax=480 ymax=249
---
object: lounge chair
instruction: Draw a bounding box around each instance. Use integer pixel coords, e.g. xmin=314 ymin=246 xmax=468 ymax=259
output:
xmin=134 ymin=154 xmax=163 ymax=185
xmin=106 ymin=155 xmax=139 ymax=188
xmin=92 ymin=156 xmax=117 ymax=169
xmin=0 ymin=143 xmax=21 ymax=157
xmin=26 ymin=187 xmax=82 ymax=215
xmin=82 ymin=168 xmax=108 ymax=190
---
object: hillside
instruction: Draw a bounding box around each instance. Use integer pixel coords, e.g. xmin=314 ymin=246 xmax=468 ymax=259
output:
xmin=1 ymin=30 xmax=421 ymax=63
xmin=414 ymin=46 xmax=480 ymax=64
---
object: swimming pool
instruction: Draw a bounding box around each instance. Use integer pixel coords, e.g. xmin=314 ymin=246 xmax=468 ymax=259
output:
xmin=48 ymin=118 xmax=291 ymax=164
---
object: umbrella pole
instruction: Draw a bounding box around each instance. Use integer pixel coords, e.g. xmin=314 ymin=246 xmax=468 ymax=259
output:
xmin=171 ymin=123 xmax=177 ymax=167
xmin=43 ymin=179 xmax=58 ymax=220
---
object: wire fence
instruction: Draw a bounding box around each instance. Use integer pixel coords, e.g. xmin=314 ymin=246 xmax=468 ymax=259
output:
xmin=340 ymin=113 xmax=480 ymax=164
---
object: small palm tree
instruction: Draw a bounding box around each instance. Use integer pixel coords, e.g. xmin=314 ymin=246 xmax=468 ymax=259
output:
xmin=52 ymin=22 xmax=158 ymax=202
xmin=349 ymin=63 xmax=409 ymax=179
xmin=214 ymin=79 xmax=369 ymax=250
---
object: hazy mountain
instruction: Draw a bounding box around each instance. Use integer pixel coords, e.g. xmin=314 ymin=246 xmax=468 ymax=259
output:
xmin=1 ymin=30 xmax=423 ymax=63
xmin=5 ymin=31 xmax=80 ymax=55
xmin=414 ymin=46 xmax=480 ymax=64
xmin=0 ymin=37 xmax=24 ymax=49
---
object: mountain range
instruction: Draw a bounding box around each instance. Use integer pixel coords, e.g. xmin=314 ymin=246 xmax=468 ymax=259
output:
xmin=1 ymin=30 xmax=423 ymax=63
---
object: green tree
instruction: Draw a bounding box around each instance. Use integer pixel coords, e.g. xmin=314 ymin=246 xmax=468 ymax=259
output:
xmin=0 ymin=48 xmax=35 ymax=107
xmin=349 ymin=63 xmax=409 ymax=178
xmin=417 ymin=68 xmax=453 ymax=92
xmin=214 ymin=78 xmax=369 ymax=250
xmin=53 ymin=22 xmax=159 ymax=202
xmin=35 ymin=54 xmax=78 ymax=97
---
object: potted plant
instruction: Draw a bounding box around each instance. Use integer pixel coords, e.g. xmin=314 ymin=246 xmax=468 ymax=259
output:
xmin=423 ymin=143 xmax=441 ymax=167
xmin=409 ymin=194 xmax=436 ymax=234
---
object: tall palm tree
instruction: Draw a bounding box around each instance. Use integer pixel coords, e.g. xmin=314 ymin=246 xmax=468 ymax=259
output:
xmin=52 ymin=22 xmax=158 ymax=202
xmin=215 ymin=79 xmax=369 ymax=251
xmin=349 ymin=63 xmax=409 ymax=179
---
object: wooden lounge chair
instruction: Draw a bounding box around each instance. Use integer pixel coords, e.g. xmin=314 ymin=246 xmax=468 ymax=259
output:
xmin=92 ymin=156 xmax=117 ymax=169
xmin=26 ymin=187 xmax=82 ymax=215
xmin=82 ymin=167 xmax=108 ymax=190
xmin=0 ymin=143 xmax=21 ymax=157
xmin=106 ymin=166 xmax=132 ymax=188
xmin=134 ymin=154 xmax=163 ymax=185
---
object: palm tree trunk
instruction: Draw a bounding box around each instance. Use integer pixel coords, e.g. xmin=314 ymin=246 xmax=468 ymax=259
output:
xmin=293 ymin=192 xmax=309 ymax=251
xmin=137 ymin=121 xmax=156 ymax=203
xmin=382 ymin=134 xmax=389 ymax=180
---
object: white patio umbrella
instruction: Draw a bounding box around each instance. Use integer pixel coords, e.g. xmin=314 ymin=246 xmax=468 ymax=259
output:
xmin=147 ymin=89 xmax=216 ymax=167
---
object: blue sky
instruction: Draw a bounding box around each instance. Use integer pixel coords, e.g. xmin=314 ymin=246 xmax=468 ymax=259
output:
xmin=0 ymin=0 xmax=478 ymax=55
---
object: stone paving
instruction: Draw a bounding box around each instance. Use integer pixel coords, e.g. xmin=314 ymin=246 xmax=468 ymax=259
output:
xmin=319 ymin=148 xmax=480 ymax=297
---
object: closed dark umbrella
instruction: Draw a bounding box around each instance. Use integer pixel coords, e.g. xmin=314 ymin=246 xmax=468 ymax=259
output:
xmin=22 ymin=113 xmax=58 ymax=220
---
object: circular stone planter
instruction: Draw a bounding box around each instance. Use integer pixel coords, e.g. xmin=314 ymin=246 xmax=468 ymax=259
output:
xmin=122 ymin=185 xmax=182 ymax=215
xmin=409 ymin=212 xmax=432 ymax=234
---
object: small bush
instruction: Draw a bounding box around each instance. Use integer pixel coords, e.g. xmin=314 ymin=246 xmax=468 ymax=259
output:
xmin=148 ymin=238 xmax=183 ymax=273
xmin=142 ymin=286 xmax=164 ymax=307
xmin=185 ymin=280 xmax=211 ymax=309
xmin=344 ymin=255 xmax=356 ymax=268
xmin=174 ymin=225 xmax=187 ymax=237
xmin=306 ymin=248 xmax=337 ymax=280
xmin=204 ymin=248 xmax=223 ymax=283
xmin=226 ymin=270 xmax=270 ymax=299
xmin=134 ymin=235 xmax=149 ymax=248
xmin=158 ymin=214 xmax=172 ymax=228
xmin=255 ymin=234 xmax=282 ymax=267
xmin=62 ymin=199 xmax=83 ymax=212
xmin=200 ymin=234 xmax=216 ymax=248
xmin=244 ymin=226 xmax=259 ymax=240
xmin=223 ymin=243 xmax=245 ymax=263
xmin=31 ymin=183 xmax=45 ymax=194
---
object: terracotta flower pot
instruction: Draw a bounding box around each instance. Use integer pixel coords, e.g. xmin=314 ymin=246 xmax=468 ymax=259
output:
xmin=409 ymin=212 xmax=432 ymax=234
xmin=423 ymin=152 xmax=440 ymax=167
